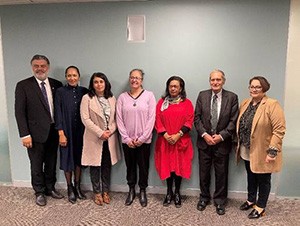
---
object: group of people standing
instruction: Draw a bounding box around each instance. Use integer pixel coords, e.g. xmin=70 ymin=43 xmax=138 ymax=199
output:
xmin=15 ymin=54 xmax=285 ymax=220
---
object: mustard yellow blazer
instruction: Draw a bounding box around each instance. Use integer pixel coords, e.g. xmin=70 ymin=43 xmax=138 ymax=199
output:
xmin=236 ymin=96 xmax=286 ymax=173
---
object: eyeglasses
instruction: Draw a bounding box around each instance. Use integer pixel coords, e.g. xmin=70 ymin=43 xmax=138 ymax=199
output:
xmin=129 ymin=76 xmax=142 ymax=81
xmin=249 ymin=86 xmax=262 ymax=91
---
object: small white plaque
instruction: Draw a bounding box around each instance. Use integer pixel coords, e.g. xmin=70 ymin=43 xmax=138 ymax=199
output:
xmin=127 ymin=15 xmax=145 ymax=43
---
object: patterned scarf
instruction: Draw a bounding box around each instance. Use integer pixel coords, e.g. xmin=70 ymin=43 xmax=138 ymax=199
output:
xmin=161 ymin=95 xmax=182 ymax=111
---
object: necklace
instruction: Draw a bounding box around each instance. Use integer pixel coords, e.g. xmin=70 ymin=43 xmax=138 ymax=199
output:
xmin=128 ymin=89 xmax=144 ymax=107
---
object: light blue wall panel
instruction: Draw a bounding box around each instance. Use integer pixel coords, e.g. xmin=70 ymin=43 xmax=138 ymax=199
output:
xmin=0 ymin=0 xmax=293 ymax=196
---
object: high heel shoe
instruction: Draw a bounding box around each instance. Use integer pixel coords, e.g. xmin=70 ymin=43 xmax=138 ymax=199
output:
xmin=125 ymin=187 xmax=136 ymax=206
xmin=94 ymin=193 xmax=103 ymax=206
xmin=67 ymin=184 xmax=76 ymax=204
xmin=248 ymin=208 xmax=266 ymax=219
xmin=139 ymin=189 xmax=147 ymax=207
xmin=163 ymin=192 xmax=173 ymax=207
xmin=240 ymin=201 xmax=255 ymax=211
xmin=103 ymin=192 xmax=110 ymax=204
xmin=74 ymin=182 xmax=86 ymax=200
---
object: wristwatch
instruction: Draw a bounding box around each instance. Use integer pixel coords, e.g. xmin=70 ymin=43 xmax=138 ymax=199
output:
xmin=178 ymin=130 xmax=184 ymax=137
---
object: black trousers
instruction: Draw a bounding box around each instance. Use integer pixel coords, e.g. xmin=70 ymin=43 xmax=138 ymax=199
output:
xmin=244 ymin=160 xmax=271 ymax=208
xmin=90 ymin=142 xmax=112 ymax=193
xmin=27 ymin=124 xmax=59 ymax=195
xmin=198 ymin=147 xmax=229 ymax=205
xmin=122 ymin=143 xmax=150 ymax=190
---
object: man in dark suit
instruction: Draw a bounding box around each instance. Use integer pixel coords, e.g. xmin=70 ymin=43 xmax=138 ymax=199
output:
xmin=194 ymin=69 xmax=238 ymax=215
xmin=15 ymin=54 xmax=63 ymax=206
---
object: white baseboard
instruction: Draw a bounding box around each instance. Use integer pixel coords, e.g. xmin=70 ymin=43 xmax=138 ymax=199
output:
xmin=11 ymin=180 xmax=275 ymax=200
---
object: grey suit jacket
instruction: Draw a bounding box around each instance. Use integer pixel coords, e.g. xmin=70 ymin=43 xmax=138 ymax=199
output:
xmin=15 ymin=76 xmax=63 ymax=143
xmin=194 ymin=89 xmax=239 ymax=154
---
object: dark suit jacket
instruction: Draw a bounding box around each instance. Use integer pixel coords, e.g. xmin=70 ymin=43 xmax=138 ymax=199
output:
xmin=15 ymin=76 xmax=63 ymax=143
xmin=194 ymin=89 xmax=239 ymax=154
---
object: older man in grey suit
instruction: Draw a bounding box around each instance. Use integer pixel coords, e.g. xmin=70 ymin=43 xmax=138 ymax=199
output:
xmin=15 ymin=54 xmax=63 ymax=206
xmin=194 ymin=69 xmax=238 ymax=215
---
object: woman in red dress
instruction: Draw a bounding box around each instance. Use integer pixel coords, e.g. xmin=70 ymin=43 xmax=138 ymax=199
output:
xmin=155 ymin=76 xmax=194 ymax=208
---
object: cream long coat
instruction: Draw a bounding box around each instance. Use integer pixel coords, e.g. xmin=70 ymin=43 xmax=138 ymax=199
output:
xmin=236 ymin=96 xmax=286 ymax=173
xmin=80 ymin=94 xmax=121 ymax=166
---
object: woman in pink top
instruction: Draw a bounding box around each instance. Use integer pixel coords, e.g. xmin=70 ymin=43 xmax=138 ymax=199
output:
xmin=116 ymin=69 xmax=156 ymax=207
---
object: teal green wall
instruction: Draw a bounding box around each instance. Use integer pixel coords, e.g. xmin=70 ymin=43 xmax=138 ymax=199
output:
xmin=0 ymin=19 xmax=11 ymax=183
xmin=0 ymin=0 xmax=296 ymax=197
xmin=0 ymin=77 xmax=11 ymax=182
xmin=277 ymin=148 xmax=300 ymax=197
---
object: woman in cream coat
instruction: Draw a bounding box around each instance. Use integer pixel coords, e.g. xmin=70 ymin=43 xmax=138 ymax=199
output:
xmin=81 ymin=72 xmax=121 ymax=206
xmin=236 ymin=76 xmax=285 ymax=219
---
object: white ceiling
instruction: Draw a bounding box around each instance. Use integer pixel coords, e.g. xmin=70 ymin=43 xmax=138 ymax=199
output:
xmin=0 ymin=0 xmax=148 ymax=6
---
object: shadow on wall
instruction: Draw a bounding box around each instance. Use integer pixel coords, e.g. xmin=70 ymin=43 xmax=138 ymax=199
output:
xmin=277 ymin=147 xmax=300 ymax=197
xmin=0 ymin=131 xmax=11 ymax=182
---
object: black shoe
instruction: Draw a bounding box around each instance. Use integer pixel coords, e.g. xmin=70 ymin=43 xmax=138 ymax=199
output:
xmin=248 ymin=208 xmax=265 ymax=219
xmin=240 ymin=201 xmax=255 ymax=211
xmin=74 ymin=182 xmax=86 ymax=200
xmin=174 ymin=193 xmax=182 ymax=208
xmin=125 ymin=188 xmax=136 ymax=206
xmin=163 ymin=192 xmax=173 ymax=207
xmin=67 ymin=185 xmax=77 ymax=204
xmin=36 ymin=194 xmax=46 ymax=206
xmin=46 ymin=190 xmax=64 ymax=199
xmin=139 ymin=189 xmax=147 ymax=207
xmin=197 ymin=200 xmax=209 ymax=211
xmin=216 ymin=204 xmax=225 ymax=215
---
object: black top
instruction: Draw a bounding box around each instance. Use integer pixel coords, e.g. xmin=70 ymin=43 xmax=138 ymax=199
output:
xmin=239 ymin=101 xmax=260 ymax=149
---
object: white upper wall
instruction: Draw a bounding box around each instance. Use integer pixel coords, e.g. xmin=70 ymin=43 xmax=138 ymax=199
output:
xmin=284 ymin=0 xmax=300 ymax=148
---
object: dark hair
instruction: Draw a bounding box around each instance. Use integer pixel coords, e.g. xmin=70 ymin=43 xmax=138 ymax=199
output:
xmin=88 ymin=72 xmax=113 ymax=99
xmin=162 ymin=76 xmax=187 ymax=100
xmin=30 ymin=54 xmax=50 ymax=65
xmin=129 ymin=68 xmax=144 ymax=80
xmin=249 ymin=76 xmax=270 ymax=92
xmin=65 ymin=65 xmax=80 ymax=77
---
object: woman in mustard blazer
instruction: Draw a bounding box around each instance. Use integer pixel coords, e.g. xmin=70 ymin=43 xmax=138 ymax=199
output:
xmin=236 ymin=76 xmax=285 ymax=219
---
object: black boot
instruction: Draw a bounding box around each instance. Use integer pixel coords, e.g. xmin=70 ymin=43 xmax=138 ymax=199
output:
xmin=163 ymin=176 xmax=173 ymax=207
xmin=163 ymin=192 xmax=173 ymax=207
xmin=67 ymin=184 xmax=77 ymax=204
xmin=74 ymin=182 xmax=86 ymax=200
xmin=125 ymin=187 xmax=136 ymax=206
xmin=174 ymin=192 xmax=182 ymax=208
xmin=139 ymin=189 xmax=147 ymax=207
xmin=174 ymin=174 xmax=182 ymax=208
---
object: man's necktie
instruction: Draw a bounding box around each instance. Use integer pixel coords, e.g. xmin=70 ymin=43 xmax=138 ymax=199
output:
xmin=211 ymin=94 xmax=218 ymax=133
xmin=41 ymin=81 xmax=51 ymax=113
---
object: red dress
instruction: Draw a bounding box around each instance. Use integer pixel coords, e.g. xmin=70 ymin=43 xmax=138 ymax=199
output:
xmin=155 ymin=98 xmax=194 ymax=180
